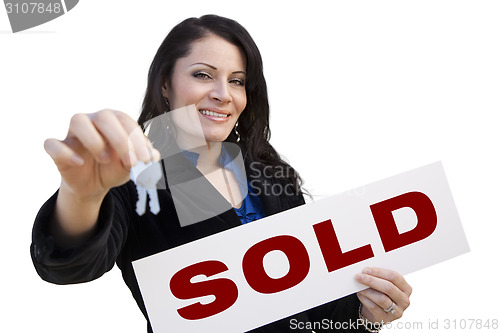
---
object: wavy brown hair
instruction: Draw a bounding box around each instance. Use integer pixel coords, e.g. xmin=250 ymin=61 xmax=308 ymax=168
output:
xmin=138 ymin=15 xmax=305 ymax=196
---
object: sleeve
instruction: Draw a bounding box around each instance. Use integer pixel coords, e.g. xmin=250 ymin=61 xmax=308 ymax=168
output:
xmin=30 ymin=184 xmax=133 ymax=285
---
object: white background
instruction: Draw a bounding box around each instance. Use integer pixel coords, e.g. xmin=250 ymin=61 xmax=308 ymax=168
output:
xmin=0 ymin=1 xmax=498 ymax=332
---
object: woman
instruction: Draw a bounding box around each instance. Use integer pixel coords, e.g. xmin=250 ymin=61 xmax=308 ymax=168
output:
xmin=32 ymin=15 xmax=411 ymax=332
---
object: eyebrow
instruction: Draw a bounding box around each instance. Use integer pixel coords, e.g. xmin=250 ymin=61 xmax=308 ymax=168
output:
xmin=190 ymin=62 xmax=246 ymax=75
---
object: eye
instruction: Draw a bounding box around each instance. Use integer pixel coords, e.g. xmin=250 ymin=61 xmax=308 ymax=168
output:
xmin=193 ymin=71 xmax=212 ymax=80
xmin=230 ymin=78 xmax=245 ymax=86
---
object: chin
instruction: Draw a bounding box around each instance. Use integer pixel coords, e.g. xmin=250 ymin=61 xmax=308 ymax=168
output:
xmin=204 ymin=134 xmax=231 ymax=143
xmin=202 ymin=129 xmax=233 ymax=143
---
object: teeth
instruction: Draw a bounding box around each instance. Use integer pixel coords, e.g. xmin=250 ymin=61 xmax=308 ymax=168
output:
xmin=199 ymin=110 xmax=229 ymax=118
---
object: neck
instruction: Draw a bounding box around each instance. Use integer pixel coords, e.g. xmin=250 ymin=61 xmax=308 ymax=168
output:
xmin=189 ymin=141 xmax=223 ymax=174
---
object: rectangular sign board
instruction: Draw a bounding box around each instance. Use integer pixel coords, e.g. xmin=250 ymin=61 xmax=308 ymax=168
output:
xmin=132 ymin=161 xmax=469 ymax=332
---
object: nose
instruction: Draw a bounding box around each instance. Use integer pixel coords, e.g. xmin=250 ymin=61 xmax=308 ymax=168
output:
xmin=209 ymin=80 xmax=232 ymax=103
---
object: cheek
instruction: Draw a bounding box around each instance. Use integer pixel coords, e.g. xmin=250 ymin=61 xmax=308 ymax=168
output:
xmin=236 ymin=91 xmax=247 ymax=115
xmin=169 ymin=79 xmax=204 ymax=108
xmin=173 ymin=86 xmax=194 ymax=106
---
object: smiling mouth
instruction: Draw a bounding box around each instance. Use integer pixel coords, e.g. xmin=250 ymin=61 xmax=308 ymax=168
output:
xmin=198 ymin=109 xmax=230 ymax=118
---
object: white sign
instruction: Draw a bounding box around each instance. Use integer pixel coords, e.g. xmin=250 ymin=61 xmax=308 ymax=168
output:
xmin=132 ymin=162 xmax=469 ymax=332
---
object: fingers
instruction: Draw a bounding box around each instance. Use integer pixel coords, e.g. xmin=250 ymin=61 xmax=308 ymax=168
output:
xmin=67 ymin=112 xmax=112 ymax=164
xmin=44 ymin=137 xmax=84 ymax=167
xmin=361 ymin=267 xmax=412 ymax=296
xmin=358 ymin=287 xmax=394 ymax=313
xmin=65 ymin=109 xmax=159 ymax=167
xmin=357 ymin=288 xmax=404 ymax=322
xmin=356 ymin=292 xmax=388 ymax=322
xmin=87 ymin=110 xmax=137 ymax=166
xmin=115 ymin=111 xmax=160 ymax=162
xmin=355 ymin=267 xmax=411 ymax=322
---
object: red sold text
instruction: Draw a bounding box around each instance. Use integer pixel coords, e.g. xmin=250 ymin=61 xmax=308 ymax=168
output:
xmin=169 ymin=191 xmax=437 ymax=320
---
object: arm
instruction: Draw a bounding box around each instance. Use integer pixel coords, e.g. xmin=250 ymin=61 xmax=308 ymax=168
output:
xmin=31 ymin=109 xmax=159 ymax=283
xmin=31 ymin=189 xmax=123 ymax=284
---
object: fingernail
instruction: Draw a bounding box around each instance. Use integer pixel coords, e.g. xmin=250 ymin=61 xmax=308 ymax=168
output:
xmin=355 ymin=273 xmax=364 ymax=282
xmin=363 ymin=268 xmax=372 ymax=274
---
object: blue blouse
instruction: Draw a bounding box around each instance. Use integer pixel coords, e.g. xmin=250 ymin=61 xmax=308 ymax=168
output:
xmin=181 ymin=149 xmax=265 ymax=224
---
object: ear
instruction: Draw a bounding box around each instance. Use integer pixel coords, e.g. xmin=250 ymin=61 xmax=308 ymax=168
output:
xmin=161 ymin=81 xmax=170 ymax=98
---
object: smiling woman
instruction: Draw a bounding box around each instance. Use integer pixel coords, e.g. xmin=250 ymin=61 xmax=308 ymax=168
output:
xmin=162 ymin=35 xmax=247 ymax=143
xmin=31 ymin=14 xmax=411 ymax=332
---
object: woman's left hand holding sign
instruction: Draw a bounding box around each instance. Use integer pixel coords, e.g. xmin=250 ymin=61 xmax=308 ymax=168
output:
xmin=356 ymin=267 xmax=412 ymax=325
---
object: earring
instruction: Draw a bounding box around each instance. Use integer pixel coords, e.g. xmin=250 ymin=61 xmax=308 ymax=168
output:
xmin=163 ymin=97 xmax=170 ymax=110
xmin=234 ymin=121 xmax=241 ymax=142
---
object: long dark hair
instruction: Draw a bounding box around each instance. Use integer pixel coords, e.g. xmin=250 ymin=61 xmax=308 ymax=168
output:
xmin=138 ymin=14 xmax=305 ymax=196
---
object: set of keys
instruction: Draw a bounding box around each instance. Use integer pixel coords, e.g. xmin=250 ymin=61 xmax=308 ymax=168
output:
xmin=130 ymin=160 xmax=162 ymax=216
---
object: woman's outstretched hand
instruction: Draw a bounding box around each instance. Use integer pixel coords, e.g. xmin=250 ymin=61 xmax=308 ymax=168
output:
xmin=356 ymin=267 xmax=412 ymax=325
xmin=44 ymin=109 xmax=159 ymax=199
xmin=43 ymin=109 xmax=160 ymax=236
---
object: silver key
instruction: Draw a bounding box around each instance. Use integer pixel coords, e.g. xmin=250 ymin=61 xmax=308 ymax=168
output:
xmin=135 ymin=186 xmax=148 ymax=216
xmin=130 ymin=161 xmax=162 ymax=215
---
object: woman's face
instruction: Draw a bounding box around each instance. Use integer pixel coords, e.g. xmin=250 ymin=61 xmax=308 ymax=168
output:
xmin=163 ymin=34 xmax=247 ymax=143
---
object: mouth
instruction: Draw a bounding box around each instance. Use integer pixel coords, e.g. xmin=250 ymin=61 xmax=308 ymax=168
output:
xmin=198 ymin=109 xmax=230 ymax=122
